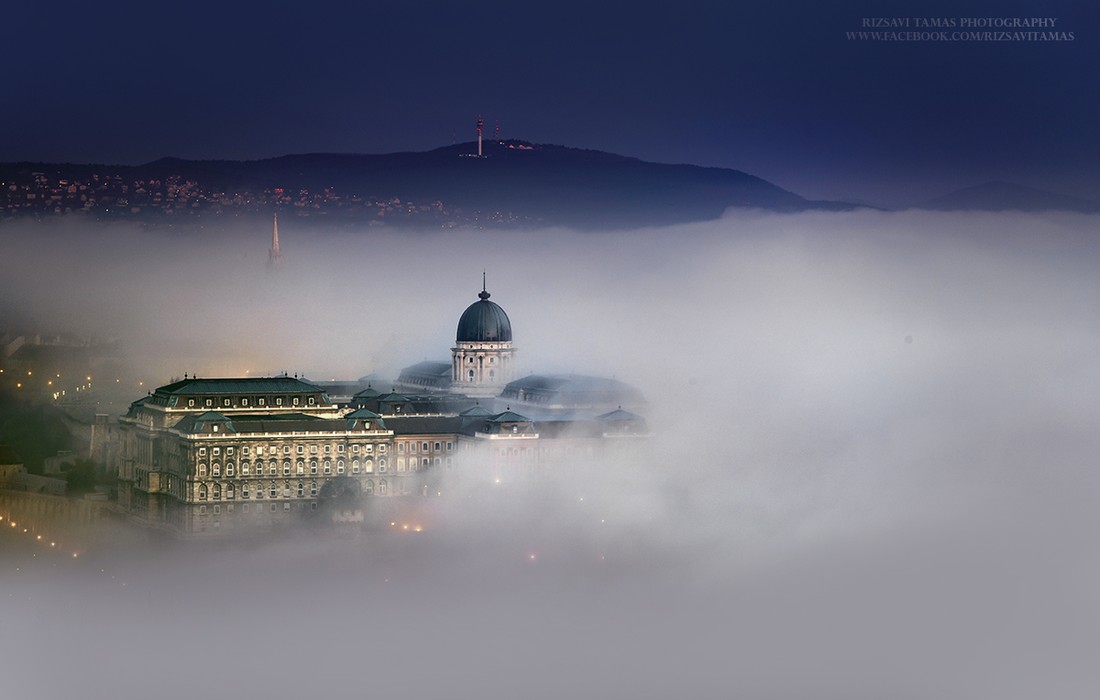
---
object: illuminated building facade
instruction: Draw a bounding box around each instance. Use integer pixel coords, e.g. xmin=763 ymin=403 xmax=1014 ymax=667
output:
xmin=117 ymin=284 xmax=647 ymax=536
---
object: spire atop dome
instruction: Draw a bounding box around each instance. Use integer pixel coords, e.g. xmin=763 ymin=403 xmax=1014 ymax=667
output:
xmin=457 ymin=281 xmax=511 ymax=343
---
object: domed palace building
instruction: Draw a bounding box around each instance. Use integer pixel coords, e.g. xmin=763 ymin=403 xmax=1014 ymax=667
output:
xmin=451 ymin=278 xmax=516 ymax=396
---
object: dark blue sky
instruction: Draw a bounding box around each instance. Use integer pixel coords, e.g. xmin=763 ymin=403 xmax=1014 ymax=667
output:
xmin=4 ymin=0 xmax=1097 ymax=204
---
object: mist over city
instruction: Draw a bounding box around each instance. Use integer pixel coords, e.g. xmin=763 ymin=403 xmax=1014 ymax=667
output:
xmin=3 ymin=0 xmax=1099 ymax=696
xmin=3 ymin=209 xmax=1099 ymax=698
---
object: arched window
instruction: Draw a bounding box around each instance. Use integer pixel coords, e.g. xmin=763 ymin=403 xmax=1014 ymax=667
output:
xmin=198 ymin=463 xmax=207 ymax=477
xmin=352 ymin=459 xmax=360 ymax=474
xmin=212 ymin=484 xmax=221 ymax=500
xmin=226 ymin=483 xmax=235 ymax=500
xmin=226 ymin=462 xmax=235 ymax=476
xmin=282 ymin=460 xmax=291 ymax=476
xmin=241 ymin=460 xmax=250 ymax=475
xmin=212 ymin=463 xmax=221 ymax=477
xmin=198 ymin=484 xmax=208 ymax=500
xmin=379 ymin=458 xmax=387 ymax=472
xmin=337 ymin=460 xmax=345 ymax=474
xmin=296 ymin=460 xmax=305 ymax=475
xmin=364 ymin=458 xmax=374 ymax=473
xmin=364 ymin=479 xmax=374 ymax=495
xmin=296 ymin=482 xmax=304 ymax=497
xmin=379 ymin=479 xmax=387 ymax=495
xmin=468 ymin=369 xmax=475 ymax=381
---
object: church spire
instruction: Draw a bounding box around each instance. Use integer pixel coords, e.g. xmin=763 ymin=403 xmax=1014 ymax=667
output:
xmin=479 ymin=270 xmax=490 ymax=300
xmin=268 ymin=212 xmax=283 ymax=268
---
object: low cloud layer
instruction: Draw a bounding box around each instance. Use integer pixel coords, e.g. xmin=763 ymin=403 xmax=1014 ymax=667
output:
xmin=2 ymin=209 xmax=1099 ymax=698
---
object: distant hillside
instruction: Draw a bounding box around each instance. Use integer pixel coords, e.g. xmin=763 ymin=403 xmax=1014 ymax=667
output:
xmin=911 ymin=181 xmax=1100 ymax=213
xmin=0 ymin=140 xmax=858 ymax=229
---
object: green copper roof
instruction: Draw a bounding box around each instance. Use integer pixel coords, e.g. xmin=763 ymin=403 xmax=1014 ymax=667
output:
xmin=154 ymin=377 xmax=324 ymax=396
xmin=456 ymin=288 xmax=512 ymax=343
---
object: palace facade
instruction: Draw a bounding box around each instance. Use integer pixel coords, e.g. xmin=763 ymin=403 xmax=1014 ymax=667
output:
xmin=117 ymin=284 xmax=647 ymax=536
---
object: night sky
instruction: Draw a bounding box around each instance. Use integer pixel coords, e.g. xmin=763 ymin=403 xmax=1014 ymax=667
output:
xmin=4 ymin=0 xmax=1097 ymax=205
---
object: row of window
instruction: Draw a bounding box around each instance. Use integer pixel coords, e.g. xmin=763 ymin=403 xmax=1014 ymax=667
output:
xmin=187 ymin=396 xmax=318 ymax=408
xmin=197 ymin=443 xmax=384 ymax=457
xmin=199 ymin=503 xmax=314 ymax=515
xmin=196 ymin=479 xmax=389 ymax=500
xmin=197 ymin=458 xmax=389 ymax=477
xmin=397 ymin=441 xmax=453 ymax=454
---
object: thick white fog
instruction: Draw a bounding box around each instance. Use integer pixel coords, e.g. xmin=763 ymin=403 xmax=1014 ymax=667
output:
xmin=2 ymin=209 xmax=1099 ymax=699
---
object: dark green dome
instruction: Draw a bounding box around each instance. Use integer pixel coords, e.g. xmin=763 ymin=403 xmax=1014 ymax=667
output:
xmin=456 ymin=289 xmax=512 ymax=342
